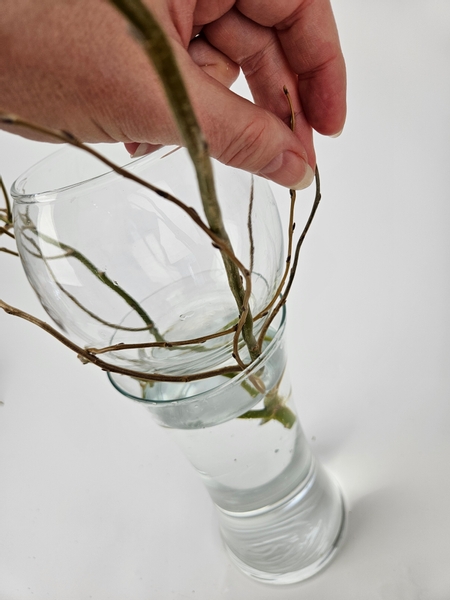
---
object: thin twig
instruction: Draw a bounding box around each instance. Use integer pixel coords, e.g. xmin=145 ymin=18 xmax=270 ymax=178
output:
xmin=255 ymin=188 xmax=296 ymax=321
xmin=0 ymin=247 xmax=19 ymax=256
xmin=0 ymin=298 xmax=243 ymax=382
xmin=0 ymin=177 xmax=12 ymax=224
xmin=283 ymin=85 xmax=296 ymax=131
xmin=247 ymin=176 xmax=255 ymax=276
xmin=257 ymin=167 xmax=321 ymax=348
xmin=87 ymin=324 xmax=238 ymax=354
xmin=232 ymin=176 xmax=256 ymax=370
xmin=0 ymin=178 xmax=16 ymax=256
xmin=255 ymin=88 xmax=297 ymax=321
xmin=0 ymin=226 xmax=14 ymax=239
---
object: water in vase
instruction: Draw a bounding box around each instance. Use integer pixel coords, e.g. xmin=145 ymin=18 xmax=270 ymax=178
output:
xmin=158 ymin=381 xmax=345 ymax=584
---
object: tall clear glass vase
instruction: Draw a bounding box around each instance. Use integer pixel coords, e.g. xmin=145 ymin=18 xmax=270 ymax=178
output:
xmin=109 ymin=309 xmax=346 ymax=585
xmin=12 ymin=143 xmax=346 ymax=585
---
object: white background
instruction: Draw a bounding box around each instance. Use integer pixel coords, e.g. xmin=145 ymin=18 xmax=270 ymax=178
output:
xmin=1 ymin=1 xmax=450 ymax=598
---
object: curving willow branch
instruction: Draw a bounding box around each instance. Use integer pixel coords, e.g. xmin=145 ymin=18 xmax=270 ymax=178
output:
xmin=232 ymin=176 xmax=256 ymax=370
xmin=86 ymin=324 xmax=238 ymax=355
xmin=0 ymin=226 xmax=15 ymax=239
xmin=0 ymin=298 xmax=243 ymax=383
xmin=254 ymin=88 xmax=297 ymax=322
xmin=107 ymin=0 xmax=259 ymax=365
xmin=255 ymin=87 xmax=322 ymax=350
xmin=0 ymin=247 xmax=18 ymax=256
xmin=0 ymin=177 xmax=12 ymax=224
xmin=257 ymin=167 xmax=321 ymax=350
xmin=0 ymin=175 xmax=17 ymax=254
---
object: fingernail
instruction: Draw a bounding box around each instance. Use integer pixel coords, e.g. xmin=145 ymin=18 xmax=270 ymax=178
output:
xmin=330 ymin=129 xmax=343 ymax=139
xmin=259 ymin=151 xmax=314 ymax=190
xmin=290 ymin=164 xmax=315 ymax=190
xmin=131 ymin=142 xmax=152 ymax=158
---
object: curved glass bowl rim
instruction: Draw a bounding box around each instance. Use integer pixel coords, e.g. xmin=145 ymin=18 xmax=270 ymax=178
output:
xmin=10 ymin=144 xmax=181 ymax=203
xmin=108 ymin=306 xmax=287 ymax=406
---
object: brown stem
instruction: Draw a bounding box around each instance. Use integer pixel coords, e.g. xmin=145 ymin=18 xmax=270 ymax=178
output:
xmin=87 ymin=324 xmax=238 ymax=355
xmin=0 ymin=247 xmax=19 ymax=256
xmin=0 ymin=226 xmax=15 ymax=239
xmin=0 ymin=298 xmax=243 ymax=383
xmin=255 ymin=87 xmax=296 ymax=322
xmin=257 ymin=167 xmax=321 ymax=348
xmin=255 ymin=188 xmax=296 ymax=321
xmin=0 ymin=176 xmax=12 ymax=224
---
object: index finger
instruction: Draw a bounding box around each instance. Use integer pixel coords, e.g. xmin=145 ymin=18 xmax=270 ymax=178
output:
xmin=236 ymin=0 xmax=346 ymax=135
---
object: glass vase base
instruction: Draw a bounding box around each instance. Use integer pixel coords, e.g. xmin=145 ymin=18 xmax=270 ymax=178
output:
xmin=217 ymin=461 xmax=347 ymax=585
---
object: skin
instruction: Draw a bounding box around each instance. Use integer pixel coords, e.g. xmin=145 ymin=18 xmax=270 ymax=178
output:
xmin=0 ymin=0 xmax=346 ymax=189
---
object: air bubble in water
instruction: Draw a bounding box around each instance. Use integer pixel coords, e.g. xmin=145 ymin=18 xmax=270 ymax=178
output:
xmin=179 ymin=311 xmax=194 ymax=321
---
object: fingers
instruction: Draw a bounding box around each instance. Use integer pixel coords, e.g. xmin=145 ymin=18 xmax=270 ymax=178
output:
xmin=122 ymin=31 xmax=313 ymax=189
xmin=203 ymin=8 xmax=315 ymax=167
xmin=172 ymin=46 xmax=314 ymax=190
xmin=236 ymin=0 xmax=347 ymax=135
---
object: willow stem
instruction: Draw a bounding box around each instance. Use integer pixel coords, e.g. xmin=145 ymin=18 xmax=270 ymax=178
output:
xmin=108 ymin=0 xmax=259 ymax=362
xmin=0 ymin=177 xmax=12 ymax=224
xmin=0 ymin=298 xmax=243 ymax=383
xmin=257 ymin=167 xmax=321 ymax=348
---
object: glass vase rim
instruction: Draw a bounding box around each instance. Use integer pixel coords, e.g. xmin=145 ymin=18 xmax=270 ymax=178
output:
xmin=10 ymin=143 xmax=182 ymax=203
xmin=108 ymin=305 xmax=287 ymax=406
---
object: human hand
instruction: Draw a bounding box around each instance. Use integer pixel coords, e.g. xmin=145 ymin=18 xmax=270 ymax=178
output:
xmin=0 ymin=0 xmax=346 ymax=189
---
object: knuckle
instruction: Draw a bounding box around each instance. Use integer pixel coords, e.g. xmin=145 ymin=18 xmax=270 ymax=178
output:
xmin=217 ymin=115 xmax=272 ymax=170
